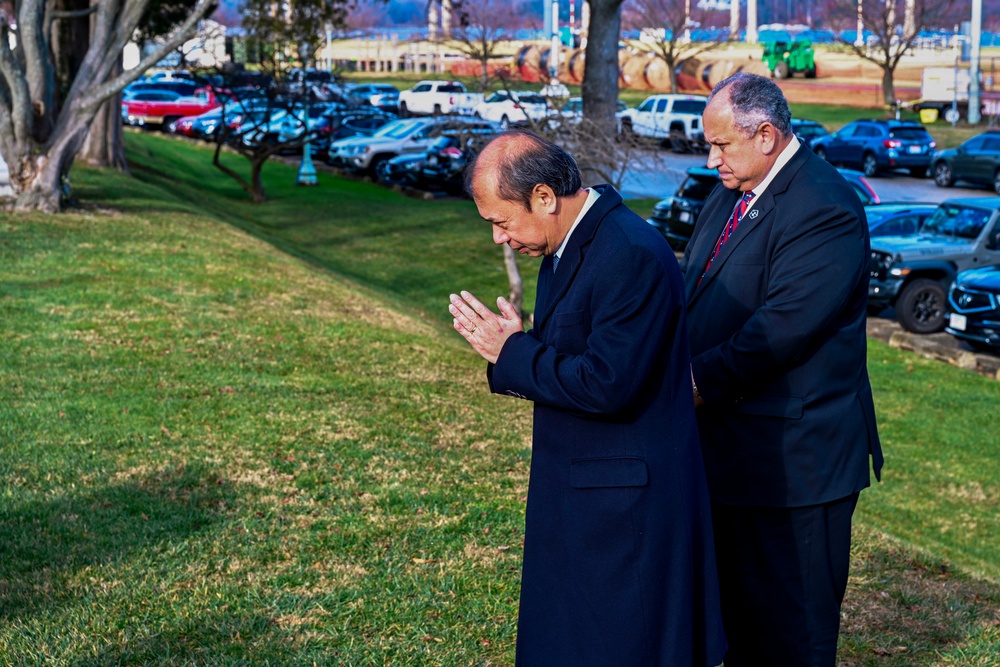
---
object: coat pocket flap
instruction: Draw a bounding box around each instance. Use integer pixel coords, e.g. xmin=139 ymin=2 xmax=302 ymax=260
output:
xmin=734 ymin=394 xmax=803 ymax=419
xmin=570 ymin=457 xmax=648 ymax=489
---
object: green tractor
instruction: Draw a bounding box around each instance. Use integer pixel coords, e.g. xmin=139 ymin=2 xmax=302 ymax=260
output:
xmin=762 ymin=40 xmax=816 ymax=79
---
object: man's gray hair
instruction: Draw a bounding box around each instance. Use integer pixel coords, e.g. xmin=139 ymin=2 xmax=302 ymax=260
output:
xmin=709 ymin=72 xmax=792 ymax=138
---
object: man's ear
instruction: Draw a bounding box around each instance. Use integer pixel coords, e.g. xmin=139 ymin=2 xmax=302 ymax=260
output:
xmin=531 ymin=184 xmax=558 ymax=213
xmin=758 ymin=122 xmax=780 ymax=155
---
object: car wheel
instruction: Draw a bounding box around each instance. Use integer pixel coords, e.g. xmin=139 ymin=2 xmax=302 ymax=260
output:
xmin=862 ymin=153 xmax=878 ymax=177
xmin=896 ymin=278 xmax=947 ymax=334
xmin=669 ymin=129 xmax=690 ymax=153
xmin=814 ymin=146 xmax=828 ymax=162
xmin=369 ymin=155 xmax=390 ymax=178
xmin=773 ymin=62 xmax=790 ymax=79
xmin=399 ymin=102 xmax=409 ymax=118
xmin=433 ymin=104 xmax=442 ymax=116
xmin=994 ymin=170 xmax=1000 ymax=195
xmin=374 ymin=159 xmax=393 ymax=184
xmin=933 ymin=161 xmax=954 ymax=187
xmin=500 ymin=115 xmax=510 ymax=130
xmin=619 ymin=118 xmax=635 ymax=141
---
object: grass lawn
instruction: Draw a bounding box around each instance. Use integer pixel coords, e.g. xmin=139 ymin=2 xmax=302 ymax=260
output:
xmin=0 ymin=131 xmax=997 ymax=665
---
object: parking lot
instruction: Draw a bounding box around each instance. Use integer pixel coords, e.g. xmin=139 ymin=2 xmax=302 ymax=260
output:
xmin=620 ymin=149 xmax=999 ymax=204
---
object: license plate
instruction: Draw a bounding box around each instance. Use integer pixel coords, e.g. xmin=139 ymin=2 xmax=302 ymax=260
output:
xmin=908 ymin=145 xmax=922 ymax=154
xmin=679 ymin=211 xmax=690 ymax=222
xmin=949 ymin=312 xmax=967 ymax=330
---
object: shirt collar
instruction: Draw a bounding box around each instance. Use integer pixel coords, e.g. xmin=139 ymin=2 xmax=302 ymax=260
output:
xmin=555 ymin=187 xmax=600 ymax=260
xmin=745 ymin=135 xmax=800 ymax=205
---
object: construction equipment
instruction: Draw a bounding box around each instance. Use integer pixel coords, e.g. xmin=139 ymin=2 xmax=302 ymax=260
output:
xmin=762 ymin=40 xmax=816 ymax=79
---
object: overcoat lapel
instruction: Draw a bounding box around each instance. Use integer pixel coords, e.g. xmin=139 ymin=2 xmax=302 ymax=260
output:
xmin=533 ymin=185 xmax=622 ymax=332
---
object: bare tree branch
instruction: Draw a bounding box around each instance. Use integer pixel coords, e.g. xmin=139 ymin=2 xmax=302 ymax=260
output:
xmin=78 ymin=0 xmax=218 ymax=112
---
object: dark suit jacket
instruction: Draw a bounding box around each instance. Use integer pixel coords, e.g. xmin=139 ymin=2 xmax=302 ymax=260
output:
xmin=681 ymin=145 xmax=884 ymax=508
xmin=489 ymin=186 xmax=725 ymax=667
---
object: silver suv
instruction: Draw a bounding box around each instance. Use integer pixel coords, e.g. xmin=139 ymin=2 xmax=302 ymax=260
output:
xmin=869 ymin=197 xmax=1000 ymax=333
xmin=328 ymin=117 xmax=496 ymax=174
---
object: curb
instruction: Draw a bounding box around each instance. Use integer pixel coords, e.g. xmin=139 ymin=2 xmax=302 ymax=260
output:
xmin=866 ymin=317 xmax=1000 ymax=380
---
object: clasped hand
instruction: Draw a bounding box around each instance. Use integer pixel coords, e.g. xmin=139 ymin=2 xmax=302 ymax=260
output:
xmin=448 ymin=290 xmax=523 ymax=364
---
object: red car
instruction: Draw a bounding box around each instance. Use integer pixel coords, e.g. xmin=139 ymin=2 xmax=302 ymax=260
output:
xmin=122 ymin=87 xmax=226 ymax=130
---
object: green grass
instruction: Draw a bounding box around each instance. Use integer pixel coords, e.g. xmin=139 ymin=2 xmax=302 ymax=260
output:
xmin=0 ymin=132 xmax=998 ymax=664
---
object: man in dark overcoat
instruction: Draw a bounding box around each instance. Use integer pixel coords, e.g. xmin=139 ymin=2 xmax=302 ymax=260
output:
xmin=449 ymin=130 xmax=726 ymax=666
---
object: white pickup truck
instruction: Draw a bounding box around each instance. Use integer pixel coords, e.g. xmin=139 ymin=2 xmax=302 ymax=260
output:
xmin=619 ymin=94 xmax=709 ymax=152
xmin=397 ymin=80 xmax=484 ymax=117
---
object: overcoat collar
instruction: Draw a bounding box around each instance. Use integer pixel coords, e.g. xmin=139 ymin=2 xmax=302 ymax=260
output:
xmin=534 ymin=184 xmax=621 ymax=331
xmin=685 ymin=143 xmax=812 ymax=303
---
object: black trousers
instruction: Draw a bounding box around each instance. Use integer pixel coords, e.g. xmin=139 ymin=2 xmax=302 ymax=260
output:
xmin=712 ymin=493 xmax=860 ymax=667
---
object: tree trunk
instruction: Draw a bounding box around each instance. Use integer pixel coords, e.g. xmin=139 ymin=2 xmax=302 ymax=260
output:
xmin=12 ymin=137 xmax=78 ymax=212
xmin=881 ymin=66 xmax=896 ymax=108
xmin=581 ymin=0 xmax=624 ymax=135
xmin=80 ymin=95 xmax=127 ymax=170
xmin=502 ymin=244 xmax=524 ymax=320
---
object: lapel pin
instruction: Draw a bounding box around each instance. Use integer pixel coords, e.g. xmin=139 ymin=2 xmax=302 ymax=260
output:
xmin=748 ymin=209 xmax=759 ymax=219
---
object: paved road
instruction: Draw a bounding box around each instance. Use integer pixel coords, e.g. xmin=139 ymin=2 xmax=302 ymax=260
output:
xmin=619 ymin=149 xmax=996 ymax=203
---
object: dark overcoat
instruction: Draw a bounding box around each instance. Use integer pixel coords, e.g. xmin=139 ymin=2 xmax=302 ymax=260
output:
xmin=489 ymin=186 xmax=726 ymax=667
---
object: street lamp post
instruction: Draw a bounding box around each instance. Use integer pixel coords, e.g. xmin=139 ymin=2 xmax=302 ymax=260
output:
xmin=855 ymin=0 xmax=864 ymax=47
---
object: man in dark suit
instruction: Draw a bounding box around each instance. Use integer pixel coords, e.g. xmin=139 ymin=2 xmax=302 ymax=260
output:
xmin=681 ymin=72 xmax=884 ymax=666
xmin=449 ymin=130 xmax=726 ymax=666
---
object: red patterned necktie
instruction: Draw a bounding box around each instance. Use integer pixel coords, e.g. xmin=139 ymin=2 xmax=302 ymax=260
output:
xmin=699 ymin=190 xmax=755 ymax=285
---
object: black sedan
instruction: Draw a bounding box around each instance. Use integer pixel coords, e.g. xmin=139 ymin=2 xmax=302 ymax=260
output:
xmin=946 ymin=265 xmax=1000 ymax=351
xmin=931 ymin=131 xmax=1000 ymax=194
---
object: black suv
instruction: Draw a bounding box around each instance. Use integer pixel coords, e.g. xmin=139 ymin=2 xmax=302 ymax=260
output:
xmin=646 ymin=167 xmax=720 ymax=250
xmin=811 ymin=119 xmax=936 ymax=177
xmin=946 ymin=265 xmax=1000 ymax=351
xmin=647 ymin=167 xmax=880 ymax=251
xmin=931 ymin=131 xmax=1000 ymax=194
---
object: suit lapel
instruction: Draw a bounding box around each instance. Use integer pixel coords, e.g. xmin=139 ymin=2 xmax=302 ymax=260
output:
xmin=534 ymin=185 xmax=620 ymax=331
xmin=685 ymin=188 xmax=740 ymax=300
xmin=687 ymin=144 xmax=813 ymax=304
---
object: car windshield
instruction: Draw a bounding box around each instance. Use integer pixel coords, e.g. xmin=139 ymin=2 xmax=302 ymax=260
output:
xmin=516 ymin=94 xmax=547 ymax=105
xmin=679 ymin=174 xmax=719 ymax=199
xmin=920 ymin=204 xmax=992 ymax=239
xmin=374 ymin=120 xmax=424 ymax=138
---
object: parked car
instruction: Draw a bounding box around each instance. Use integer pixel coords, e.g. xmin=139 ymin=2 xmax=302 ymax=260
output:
xmin=790 ymin=118 xmax=829 ymax=145
xmin=421 ymin=131 xmax=493 ymax=195
xmin=543 ymin=96 xmax=628 ymax=133
xmin=946 ymin=265 xmax=1000 ymax=351
xmin=618 ymin=94 xmax=708 ymax=151
xmin=930 ymin=131 xmax=1000 ymax=194
xmin=810 ymin=119 xmax=935 ymax=177
xmin=864 ymin=202 xmax=937 ymax=237
xmin=397 ymin=80 xmax=484 ymax=117
xmin=350 ymin=83 xmax=400 ymax=111
xmin=647 ymin=166 xmax=880 ymax=251
xmin=471 ymin=91 xmax=549 ymax=129
xmin=646 ymin=167 xmax=721 ymax=250
xmin=869 ymin=197 xmax=1000 ymax=333
xmin=123 ymin=80 xmax=199 ymax=98
xmin=328 ymin=116 xmax=496 ymax=174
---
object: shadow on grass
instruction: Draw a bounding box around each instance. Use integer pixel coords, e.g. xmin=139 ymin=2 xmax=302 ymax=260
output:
xmin=0 ymin=462 xmax=234 ymax=621
xmin=839 ymin=526 xmax=1000 ymax=666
